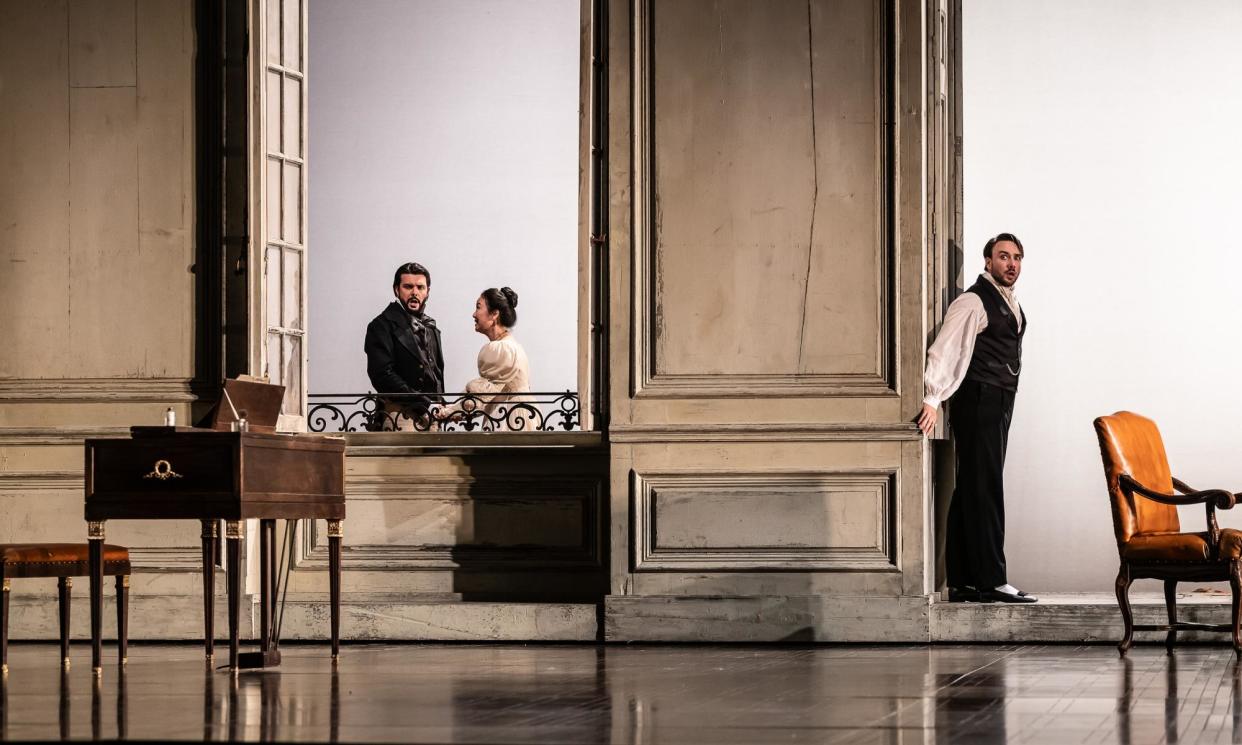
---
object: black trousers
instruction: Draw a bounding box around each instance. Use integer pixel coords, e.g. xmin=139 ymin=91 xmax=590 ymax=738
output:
xmin=946 ymin=379 xmax=1015 ymax=590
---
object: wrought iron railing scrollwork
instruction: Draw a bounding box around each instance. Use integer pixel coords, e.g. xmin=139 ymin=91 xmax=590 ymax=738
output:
xmin=307 ymin=392 xmax=579 ymax=433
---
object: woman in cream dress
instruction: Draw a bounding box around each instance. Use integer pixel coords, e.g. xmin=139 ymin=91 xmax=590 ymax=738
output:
xmin=439 ymin=287 xmax=536 ymax=431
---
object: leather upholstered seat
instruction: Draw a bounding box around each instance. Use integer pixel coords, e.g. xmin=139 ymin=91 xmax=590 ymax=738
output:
xmin=0 ymin=543 xmax=130 ymax=674
xmin=1095 ymin=411 xmax=1242 ymax=656
xmin=1121 ymin=531 xmax=1242 ymax=562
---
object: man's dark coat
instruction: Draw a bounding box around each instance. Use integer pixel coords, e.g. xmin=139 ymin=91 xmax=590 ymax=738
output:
xmin=364 ymin=301 xmax=445 ymax=416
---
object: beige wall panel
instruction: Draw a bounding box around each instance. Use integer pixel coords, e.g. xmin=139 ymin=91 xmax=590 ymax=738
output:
xmin=636 ymin=472 xmax=893 ymax=572
xmin=612 ymin=439 xmax=909 ymax=597
xmin=628 ymin=439 xmax=901 ymax=471
xmin=0 ymin=401 xmax=191 ymax=428
xmin=0 ymin=484 xmax=82 ymax=544
xmin=68 ymin=86 xmax=144 ymax=376
xmin=0 ymin=1 xmax=71 ymax=379
xmin=135 ymin=0 xmax=196 ymax=377
xmin=287 ymin=447 xmax=608 ymax=599
xmin=652 ymin=0 xmax=813 ymax=377
xmin=69 ymin=0 xmax=136 ymax=88
xmin=798 ymin=0 xmax=884 ymax=374
xmin=627 ymin=569 xmax=902 ymax=597
xmin=0 ymin=444 xmax=86 ymax=472
xmin=338 ymin=481 xmax=591 ymax=554
xmin=650 ymin=0 xmax=885 ymax=380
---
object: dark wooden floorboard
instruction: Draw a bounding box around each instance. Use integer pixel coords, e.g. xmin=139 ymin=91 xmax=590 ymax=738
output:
xmin=1 ymin=642 xmax=1241 ymax=742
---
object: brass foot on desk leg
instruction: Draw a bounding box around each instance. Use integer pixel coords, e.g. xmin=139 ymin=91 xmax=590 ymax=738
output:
xmin=2 ymin=663 xmax=8 ymax=676
xmin=62 ymin=658 xmax=70 ymax=670
xmin=121 ymin=657 xmax=127 ymax=666
xmin=92 ymin=666 xmax=102 ymax=678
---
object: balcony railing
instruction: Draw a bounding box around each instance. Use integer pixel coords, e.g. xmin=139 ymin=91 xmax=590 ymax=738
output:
xmin=307 ymin=392 xmax=579 ymax=433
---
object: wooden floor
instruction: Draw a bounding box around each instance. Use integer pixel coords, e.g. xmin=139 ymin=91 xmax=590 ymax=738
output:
xmin=2 ymin=641 xmax=1242 ymax=742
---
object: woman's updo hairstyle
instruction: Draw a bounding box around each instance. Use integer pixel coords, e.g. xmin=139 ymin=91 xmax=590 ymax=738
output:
xmin=481 ymin=287 xmax=518 ymax=328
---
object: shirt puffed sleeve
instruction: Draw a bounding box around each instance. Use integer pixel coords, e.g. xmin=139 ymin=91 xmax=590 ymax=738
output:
xmin=465 ymin=340 xmax=523 ymax=394
xmin=923 ymin=293 xmax=988 ymax=409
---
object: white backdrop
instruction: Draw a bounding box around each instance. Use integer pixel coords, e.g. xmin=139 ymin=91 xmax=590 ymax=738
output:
xmin=308 ymin=0 xmax=579 ymax=396
xmin=964 ymin=0 xmax=1242 ymax=591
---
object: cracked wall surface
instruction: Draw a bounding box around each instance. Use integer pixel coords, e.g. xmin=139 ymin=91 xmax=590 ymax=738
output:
xmin=651 ymin=0 xmax=884 ymax=377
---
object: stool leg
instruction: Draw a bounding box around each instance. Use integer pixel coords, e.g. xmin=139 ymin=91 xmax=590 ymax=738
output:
xmin=1 ymin=575 xmax=9 ymax=677
xmin=88 ymin=520 xmax=105 ymax=676
xmin=116 ymin=575 xmax=128 ymax=666
xmin=58 ymin=577 xmax=71 ymax=669
xmin=58 ymin=666 xmax=70 ymax=739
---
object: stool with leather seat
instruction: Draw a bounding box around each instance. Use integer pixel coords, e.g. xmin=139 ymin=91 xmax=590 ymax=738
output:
xmin=0 ymin=543 xmax=131 ymax=673
xmin=1094 ymin=411 xmax=1242 ymax=657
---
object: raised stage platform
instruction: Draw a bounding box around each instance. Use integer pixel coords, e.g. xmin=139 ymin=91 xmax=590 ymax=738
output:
xmin=7 ymin=590 xmax=1237 ymax=644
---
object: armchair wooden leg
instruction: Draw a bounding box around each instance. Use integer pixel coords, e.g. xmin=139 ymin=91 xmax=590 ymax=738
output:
xmin=115 ymin=575 xmax=128 ymax=666
xmin=1164 ymin=579 xmax=1178 ymax=655
xmin=1116 ymin=564 xmax=1134 ymax=657
xmin=57 ymin=577 xmax=71 ymax=668
xmin=1231 ymin=560 xmax=1242 ymax=659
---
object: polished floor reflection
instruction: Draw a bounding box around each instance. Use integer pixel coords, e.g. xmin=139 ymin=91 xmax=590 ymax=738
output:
xmin=1 ymin=642 xmax=1241 ymax=742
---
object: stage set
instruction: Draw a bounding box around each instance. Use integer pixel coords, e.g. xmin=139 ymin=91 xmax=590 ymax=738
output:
xmin=5 ymin=0 xmax=1242 ymax=742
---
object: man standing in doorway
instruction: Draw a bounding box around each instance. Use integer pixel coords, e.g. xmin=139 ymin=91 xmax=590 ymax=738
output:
xmin=364 ymin=262 xmax=445 ymax=429
xmin=917 ymin=233 xmax=1036 ymax=603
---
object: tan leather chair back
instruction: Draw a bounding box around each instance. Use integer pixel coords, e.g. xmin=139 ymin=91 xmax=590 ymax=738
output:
xmin=1094 ymin=411 xmax=1180 ymax=547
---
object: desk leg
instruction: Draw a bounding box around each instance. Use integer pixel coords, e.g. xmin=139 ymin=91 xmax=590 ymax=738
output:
xmin=225 ymin=521 xmax=243 ymax=671
xmin=200 ymin=520 xmax=217 ymax=660
xmin=327 ymin=519 xmax=343 ymax=660
xmin=88 ymin=520 xmax=105 ymax=676
xmin=259 ymin=519 xmax=275 ymax=653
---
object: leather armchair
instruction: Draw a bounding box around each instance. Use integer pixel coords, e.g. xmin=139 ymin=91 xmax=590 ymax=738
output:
xmin=1094 ymin=411 xmax=1242 ymax=656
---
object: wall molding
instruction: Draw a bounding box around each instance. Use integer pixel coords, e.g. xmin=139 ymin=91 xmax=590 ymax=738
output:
xmin=632 ymin=470 xmax=899 ymax=572
xmin=629 ymin=0 xmax=897 ymax=399
xmin=0 ymin=377 xmax=200 ymax=403
xmin=0 ymin=427 xmax=131 ymax=445
xmin=0 ymin=470 xmax=83 ymax=490
xmin=609 ymin=423 xmax=920 ymax=442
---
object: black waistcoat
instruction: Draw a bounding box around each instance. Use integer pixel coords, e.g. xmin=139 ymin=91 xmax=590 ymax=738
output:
xmin=963 ymin=276 xmax=1025 ymax=392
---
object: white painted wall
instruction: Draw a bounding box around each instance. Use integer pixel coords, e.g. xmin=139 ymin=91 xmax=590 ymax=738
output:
xmin=964 ymin=1 xmax=1242 ymax=591
xmin=308 ymin=0 xmax=579 ymax=396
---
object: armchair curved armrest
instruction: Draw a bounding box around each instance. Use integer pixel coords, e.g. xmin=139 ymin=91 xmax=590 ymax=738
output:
xmin=1120 ymin=474 xmax=1236 ymax=510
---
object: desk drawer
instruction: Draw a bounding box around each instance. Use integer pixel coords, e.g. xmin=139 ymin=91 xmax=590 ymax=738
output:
xmin=87 ymin=439 xmax=236 ymax=498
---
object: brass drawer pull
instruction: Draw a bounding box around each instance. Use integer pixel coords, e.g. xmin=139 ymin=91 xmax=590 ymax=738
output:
xmin=143 ymin=459 xmax=183 ymax=481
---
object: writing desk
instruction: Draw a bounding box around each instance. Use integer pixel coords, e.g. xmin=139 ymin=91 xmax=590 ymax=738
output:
xmin=84 ymin=427 xmax=345 ymax=674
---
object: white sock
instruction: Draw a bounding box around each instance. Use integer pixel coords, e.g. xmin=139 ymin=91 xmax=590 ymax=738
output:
xmin=995 ymin=584 xmax=1019 ymax=594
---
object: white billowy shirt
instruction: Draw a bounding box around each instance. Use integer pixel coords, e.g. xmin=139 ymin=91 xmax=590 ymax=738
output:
xmin=923 ymin=272 xmax=1023 ymax=409
xmin=464 ymin=335 xmax=535 ymax=431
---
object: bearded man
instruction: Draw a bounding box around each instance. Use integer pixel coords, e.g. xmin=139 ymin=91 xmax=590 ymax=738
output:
xmin=917 ymin=233 xmax=1036 ymax=604
xmin=364 ymin=262 xmax=445 ymax=428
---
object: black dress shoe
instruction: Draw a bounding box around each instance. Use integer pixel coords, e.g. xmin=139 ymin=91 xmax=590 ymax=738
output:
xmin=948 ymin=586 xmax=981 ymax=602
xmin=979 ymin=587 xmax=1037 ymax=603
